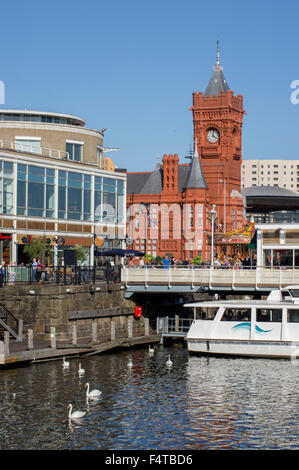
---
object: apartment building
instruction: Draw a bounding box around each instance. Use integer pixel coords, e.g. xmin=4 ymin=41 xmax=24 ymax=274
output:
xmin=242 ymin=160 xmax=299 ymax=191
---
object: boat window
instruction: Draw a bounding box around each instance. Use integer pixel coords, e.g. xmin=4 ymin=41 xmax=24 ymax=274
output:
xmin=220 ymin=308 xmax=251 ymax=322
xmin=196 ymin=307 xmax=218 ymax=320
xmin=287 ymin=309 xmax=299 ymax=323
xmin=256 ymin=309 xmax=282 ymax=322
xmin=287 ymin=289 xmax=299 ymax=298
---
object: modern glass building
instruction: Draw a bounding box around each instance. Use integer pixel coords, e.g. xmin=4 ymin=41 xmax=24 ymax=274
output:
xmin=0 ymin=110 xmax=126 ymax=265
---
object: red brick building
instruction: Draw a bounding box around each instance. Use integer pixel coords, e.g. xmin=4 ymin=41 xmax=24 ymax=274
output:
xmin=126 ymin=45 xmax=245 ymax=262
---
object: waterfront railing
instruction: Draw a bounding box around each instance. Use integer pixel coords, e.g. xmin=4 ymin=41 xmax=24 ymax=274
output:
xmin=0 ymin=265 xmax=122 ymax=287
xmin=122 ymin=265 xmax=299 ymax=291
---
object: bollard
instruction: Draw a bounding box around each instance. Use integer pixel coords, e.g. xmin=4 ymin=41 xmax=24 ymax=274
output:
xmin=50 ymin=327 xmax=56 ymax=349
xmin=111 ymin=319 xmax=115 ymax=341
xmin=144 ymin=317 xmax=150 ymax=337
xmin=4 ymin=331 xmax=9 ymax=356
xmin=72 ymin=323 xmax=77 ymax=345
xmin=0 ymin=341 xmax=4 ymax=364
xmin=18 ymin=319 xmax=23 ymax=341
xmin=92 ymin=319 xmax=97 ymax=343
xmin=128 ymin=317 xmax=133 ymax=338
xmin=28 ymin=329 xmax=33 ymax=350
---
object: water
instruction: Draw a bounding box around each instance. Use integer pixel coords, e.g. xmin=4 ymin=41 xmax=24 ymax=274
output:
xmin=0 ymin=343 xmax=298 ymax=450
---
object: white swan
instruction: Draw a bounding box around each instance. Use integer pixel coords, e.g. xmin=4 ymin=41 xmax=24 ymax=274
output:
xmin=78 ymin=363 xmax=85 ymax=376
xmin=128 ymin=358 xmax=133 ymax=368
xmin=62 ymin=356 xmax=69 ymax=368
xmin=67 ymin=403 xmax=86 ymax=420
xmin=149 ymin=345 xmax=155 ymax=355
xmin=85 ymin=382 xmax=102 ymax=398
xmin=166 ymin=354 xmax=173 ymax=367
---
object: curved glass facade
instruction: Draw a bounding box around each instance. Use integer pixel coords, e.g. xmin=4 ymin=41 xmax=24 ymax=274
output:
xmin=0 ymin=159 xmax=125 ymax=224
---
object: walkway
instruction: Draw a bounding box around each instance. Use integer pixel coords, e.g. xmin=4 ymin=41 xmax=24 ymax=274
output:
xmin=2 ymin=334 xmax=161 ymax=367
xmin=122 ymin=266 xmax=299 ymax=293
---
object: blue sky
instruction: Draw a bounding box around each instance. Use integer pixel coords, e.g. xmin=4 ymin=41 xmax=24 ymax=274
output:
xmin=1 ymin=0 xmax=299 ymax=171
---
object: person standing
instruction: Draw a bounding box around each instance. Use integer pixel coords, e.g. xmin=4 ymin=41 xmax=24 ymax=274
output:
xmin=32 ymin=258 xmax=38 ymax=282
xmin=162 ymin=255 xmax=171 ymax=269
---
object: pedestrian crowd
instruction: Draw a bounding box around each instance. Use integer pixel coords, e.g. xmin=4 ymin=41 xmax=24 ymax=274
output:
xmin=125 ymin=253 xmax=256 ymax=269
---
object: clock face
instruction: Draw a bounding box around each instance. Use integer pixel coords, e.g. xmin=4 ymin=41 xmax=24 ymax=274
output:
xmin=207 ymin=129 xmax=219 ymax=143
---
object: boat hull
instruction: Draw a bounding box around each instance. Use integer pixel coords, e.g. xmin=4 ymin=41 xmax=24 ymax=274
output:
xmin=187 ymin=338 xmax=299 ymax=359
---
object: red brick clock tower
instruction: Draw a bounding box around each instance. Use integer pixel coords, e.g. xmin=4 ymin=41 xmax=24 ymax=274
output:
xmin=190 ymin=41 xmax=246 ymax=233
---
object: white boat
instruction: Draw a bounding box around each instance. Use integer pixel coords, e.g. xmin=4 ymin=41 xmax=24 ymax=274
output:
xmin=184 ymin=286 xmax=299 ymax=359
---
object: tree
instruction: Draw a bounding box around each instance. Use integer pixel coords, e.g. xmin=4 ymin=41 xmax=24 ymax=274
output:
xmin=74 ymin=245 xmax=87 ymax=264
xmin=144 ymin=253 xmax=154 ymax=264
xmin=191 ymin=255 xmax=203 ymax=266
xmin=23 ymin=236 xmax=50 ymax=262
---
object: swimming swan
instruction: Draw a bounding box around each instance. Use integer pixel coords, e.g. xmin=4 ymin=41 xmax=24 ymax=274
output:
xmin=78 ymin=363 xmax=85 ymax=375
xmin=67 ymin=403 xmax=86 ymax=420
xmin=166 ymin=355 xmax=173 ymax=367
xmin=128 ymin=358 xmax=133 ymax=368
xmin=149 ymin=345 xmax=155 ymax=355
xmin=85 ymin=382 xmax=102 ymax=398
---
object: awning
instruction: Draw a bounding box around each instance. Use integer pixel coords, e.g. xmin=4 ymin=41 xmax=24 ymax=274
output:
xmin=214 ymin=222 xmax=255 ymax=245
xmin=249 ymin=232 xmax=257 ymax=249
xmin=95 ymin=249 xmax=145 ymax=257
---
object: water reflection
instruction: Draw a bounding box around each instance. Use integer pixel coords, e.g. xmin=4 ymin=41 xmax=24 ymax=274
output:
xmin=0 ymin=345 xmax=298 ymax=449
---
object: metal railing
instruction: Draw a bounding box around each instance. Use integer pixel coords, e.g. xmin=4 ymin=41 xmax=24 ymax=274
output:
xmin=0 ymin=303 xmax=21 ymax=340
xmin=0 ymin=265 xmax=122 ymax=286
xmin=0 ymin=139 xmax=69 ymax=160
xmin=122 ymin=265 xmax=299 ymax=291
xmin=156 ymin=316 xmax=193 ymax=337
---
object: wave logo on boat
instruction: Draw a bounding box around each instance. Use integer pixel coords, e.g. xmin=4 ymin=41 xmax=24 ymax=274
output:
xmin=232 ymin=322 xmax=272 ymax=334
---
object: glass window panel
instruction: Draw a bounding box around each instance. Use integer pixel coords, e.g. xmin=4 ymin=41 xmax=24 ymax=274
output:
xmin=4 ymin=162 xmax=13 ymax=174
xmin=28 ymin=182 xmax=44 ymax=216
xmin=46 ymin=184 xmax=54 ymax=217
xmin=15 ymin=138 xmax=41 ymax=154
xmin=84 ymin=189 xmax=91 ymax=219
xmin=94 ymin=191 xmax=101 ymax=221
xmin=68 ymin=172 xmax=82 ymax=188
xmin=66 ymin=143 xmax=82 ymax=162
xmin=3 ymin=177 xmax=13 ymax=214
xmin=28 ymin=165 xmax=44 ymax=183
xmin=117 ymin=180 xmax=124 ymax=194
xmin=221 ymin=308 xmax=251 ymax=321
xmin=74 ymin=144 xmax=82 ymax=161
xmin=95 ymin=176 xmax=102 ymax=191
xmin=58 ymin=187 xmax=66 ymax=217
xmin=103 ymin=192 xmax=115 ymax=223
xmin=264 ymin=249 xmax=271 ymax=267
xmin=103 ymin=177 xmax=116 ymax=192
xmin=84 ymin=174 xmax=91 ymax=189
xmin=257 ymin=309 xmax=282 ymax=322
xmin=17 ymin=180 xmax=26 ymax=209
xmin=58 ymin=171 xmax=66 ymax=186
xmin=68 ymin=187 xmax=82 ymax=220
xmin=287 ymin=309 xmax=299 ymax=323
xmin=273 ymin=249 xmax=293 ymax=267
xmin=17 ymin=163 xmax=26 ymax=180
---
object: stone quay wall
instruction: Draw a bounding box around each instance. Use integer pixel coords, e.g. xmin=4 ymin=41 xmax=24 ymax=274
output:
xmin=0 ymin=282 xmax=153 ymax=344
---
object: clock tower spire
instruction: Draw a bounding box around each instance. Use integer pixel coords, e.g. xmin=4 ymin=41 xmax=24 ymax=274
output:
xmin=190 ymin=42 xmax=246 ymax=234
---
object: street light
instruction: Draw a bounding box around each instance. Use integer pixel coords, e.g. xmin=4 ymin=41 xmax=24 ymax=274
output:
xmin=218 ymin=178 xmax=226 ymax=232
xmin=209 ymin=204 xmax=217 ymax=268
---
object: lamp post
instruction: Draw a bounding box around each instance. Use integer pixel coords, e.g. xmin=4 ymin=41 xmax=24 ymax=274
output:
xmin=218 ymin=178 xmax=226 ymax=232
xmin=209 ymin=204 xmax=217 ymax=268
